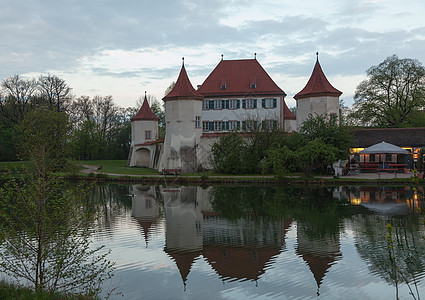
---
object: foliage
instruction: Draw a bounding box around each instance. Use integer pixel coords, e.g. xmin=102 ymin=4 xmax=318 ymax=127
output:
xmin=16 ymin=107 xmax=70 ymax=171
xmin=298 ymin=113 xmax=352 ymax=159
xmin=267 ymin=146 xmax=298 ymax=178
xmin=0 ymin=169 xmax=114 ymax=296
xmin=351 ymin=55 xmax=425 ymax=127
xmin=211 ymin=132 xmax=247 ymax=174
xmin=297 ymin=140 xmax=338 ymax=177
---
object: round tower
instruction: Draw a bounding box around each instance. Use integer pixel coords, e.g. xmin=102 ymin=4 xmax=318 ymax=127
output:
xmin=159 ymin=58 xmax=204 ymax=173
xmin=294 ymin=53 xmax=342 ymax=130
xmin=128 ymin=93 xmax=159 ymax=167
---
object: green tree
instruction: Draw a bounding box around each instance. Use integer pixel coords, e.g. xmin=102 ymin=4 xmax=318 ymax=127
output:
xmin=211 ymin=132 xmax=246 ymax=174
xmin=352 ymin=55 xmax=425 ymax=127
xmin=16 ymin=107 xmax=70 ymax=171
xmin=298 ymin=140 xmax=338 ymax=177
xmin=299 ymin=113 xmax=352 ymax=160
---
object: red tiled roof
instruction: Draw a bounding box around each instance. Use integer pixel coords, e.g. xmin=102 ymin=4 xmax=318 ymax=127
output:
xmin=284 ymin=104 xmax=296 ymax=120
xmin=197 ymin=59 xmax=286 ymax=97
xmin=131 ymin=96 xmax=159 ymax=121
xmin=163 ymin=62 xmax=203 ymax=101
xmin=294 ymin=59 xmax=342 ymax=100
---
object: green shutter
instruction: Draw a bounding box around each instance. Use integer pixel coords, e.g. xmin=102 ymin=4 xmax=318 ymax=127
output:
xmin=273 ymin=98 xmax=277 ymax=108
xmin=262 ymin=99 xmax=265 ymax=108
xmin=209 ymin=100 xmax=214 ymax=109
xmin=253 ymin=99 xmax=257 ymax=108
xmin=242 ymin=99 xmax=246 ymax=108
xmin=209 ymin=122 xmax=214 ymax=131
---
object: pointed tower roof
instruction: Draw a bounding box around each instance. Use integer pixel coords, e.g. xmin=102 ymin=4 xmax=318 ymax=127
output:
xmin=294 ymin=53 xmax=342 ymax=100
xmin=163 ymin=58 xmax=203 ymax=101
xmin=131 ymin=93 xmax=159 ymax=121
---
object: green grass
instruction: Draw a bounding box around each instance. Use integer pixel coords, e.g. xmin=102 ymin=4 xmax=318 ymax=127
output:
xmin=0 ymin=280 xmax=97 ymax=299
xmin=76 ymin=160 xmax=160 ymax=176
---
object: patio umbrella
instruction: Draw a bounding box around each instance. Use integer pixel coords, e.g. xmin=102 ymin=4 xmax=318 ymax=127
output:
xmin=359 ymin=141 xmax=408 ymax=154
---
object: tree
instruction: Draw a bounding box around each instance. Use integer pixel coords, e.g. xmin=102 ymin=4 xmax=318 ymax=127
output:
xmin=299 ymin=113 xmax=352 ymax=160
xmin=38 ymin=74 xmax=73 ymax=112
xmin=16 ymin=107 xmax=70 ymax=171
xmin=0 ymin=110 xmax=114 ymax=296
xmin=352 ymin=55 xmax=425 ymax=127
xmin=0 ymin=75 xmax=37 ymax=123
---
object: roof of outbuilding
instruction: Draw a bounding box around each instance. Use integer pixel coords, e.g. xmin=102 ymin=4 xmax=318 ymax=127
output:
xmin=294 ymin=57 xmax=342 ymax=100
xmin=131 ymin=95 xmax=159 ymax=121
xmin=163 ymin=60 xmax=203 ymax=101
xmin=351 ymin=127 xmax=425 ymax=148
xmin=197 ymin=59 xmax=286 ymax=97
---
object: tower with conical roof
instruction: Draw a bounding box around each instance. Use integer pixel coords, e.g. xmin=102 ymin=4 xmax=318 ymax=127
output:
xmin=159 ymin=58 xmax=204 ymax=173
xmin=128 ymin=93 xmax=159 ymax=167
xmin=294 ymin=53 xmax=342 ymax=129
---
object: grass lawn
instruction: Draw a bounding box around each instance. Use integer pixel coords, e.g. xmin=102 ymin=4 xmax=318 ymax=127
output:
xmin=76 ymin=160 xmax=160 ymax=175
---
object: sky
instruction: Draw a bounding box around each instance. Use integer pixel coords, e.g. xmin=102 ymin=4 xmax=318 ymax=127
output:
xmin=1 ymin=0 xmax=424 ymax=109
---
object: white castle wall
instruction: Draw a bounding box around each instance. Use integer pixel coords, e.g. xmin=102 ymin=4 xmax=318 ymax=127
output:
xmin=296 ymin=96 xmax=339 ymax=129
xmin=159 ymin=99 xmax=202 ymax=173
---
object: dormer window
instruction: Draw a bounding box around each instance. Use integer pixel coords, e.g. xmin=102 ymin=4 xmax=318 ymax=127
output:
xmin=221 ymin=84 xmax=226 ymax=90
xmin=221 ymin=78 xmax=227 ymax=90
xmin=249 ymin=76 xmax=256 ymax=89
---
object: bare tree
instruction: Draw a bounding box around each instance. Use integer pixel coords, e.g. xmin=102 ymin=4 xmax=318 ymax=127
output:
xmin=38 ymin=74 xmax=73 ymax=112
xmin=0 ymin=75 xmax=37 ymax=123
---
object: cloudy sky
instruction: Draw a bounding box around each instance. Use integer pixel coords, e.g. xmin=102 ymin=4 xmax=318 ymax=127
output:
xmin=1 ymin=0 xmax=424 ymax=108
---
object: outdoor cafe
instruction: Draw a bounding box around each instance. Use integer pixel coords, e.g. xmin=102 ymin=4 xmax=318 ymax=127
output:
xmin=350 ymin=141 xmax=412 ymax=173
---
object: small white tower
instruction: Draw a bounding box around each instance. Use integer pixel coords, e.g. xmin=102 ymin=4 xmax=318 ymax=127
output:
xmin=159 ymin=58 xmax=204 ymax=173
xmin=294 ymin=53 xmax=342 ymax=129
xmin=128 ymin=93 xmax=159 ymax=167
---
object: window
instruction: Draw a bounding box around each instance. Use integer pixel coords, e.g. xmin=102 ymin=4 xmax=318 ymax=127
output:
xmin=202 ymin=121 xmax=209 ymax=131
xmin=145 ymin=130 xmax=151 ymax=139
xmin=370 ymin=154 xmax=375 ymax=162
xmin=250 ymin=84 xmax=256 ymax=89
xmin=214 ymin=100 xmax=222 ymax=109
xmin=214 ymin=121 xmax=222 ymax=131
xmin=221 ymin=84 xmax=226 ymax=90
xmin=202 ymin=100 xmax=209 ymax=110
xmin=195 ymin=116 xmax=201 ymax=128
xmin=242 ymin=98 xmax=257 ymax=109
xmin=262 ymin=119 xmax=278 ymax=130
xmin=229 ymin=99 xmax=240 ymax=109
xmin=229 ymin=121 xmax=240 ymax=130
xmin=386 ymin=154 xmax=392 ymax=161
xmin=242 ymin=120 xmax=257 ymax=131
xmin=262 ymin=98 xmax=277 ymax=108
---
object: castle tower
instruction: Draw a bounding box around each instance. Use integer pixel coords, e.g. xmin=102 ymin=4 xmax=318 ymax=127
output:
xmin=159 ymin=58 xmax=203 ymax=173
xmin=128 ymin=93 xmax=159 ymax=167
xmin=294 ymin=53 xmax=342 ymax=129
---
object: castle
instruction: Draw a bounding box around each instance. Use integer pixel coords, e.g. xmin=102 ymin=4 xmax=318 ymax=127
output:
xmin=128 ymin=54 xmax=342 ymax=173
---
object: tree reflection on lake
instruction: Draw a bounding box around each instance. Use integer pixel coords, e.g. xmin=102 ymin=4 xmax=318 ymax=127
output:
xmin=88 ymin=183 xmax=425 ymax=299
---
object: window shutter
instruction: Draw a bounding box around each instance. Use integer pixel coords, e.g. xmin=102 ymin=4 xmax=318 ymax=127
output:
xmin=242 ymin=99 xmax=246 ymax=109
xmin=262 ymin=99 xmax=265 ymax=108
xmin=209 ymin=122 xmax=214 ymax=131
xmin=273 ymin=98 xmax=277 ymax=108
xmin=237 ymin=99 xmax=240 ymax=109
xmin=253 ymin=99 xmax=257 ymax=108
xmin=242 ymin=121 xmax=246 ymax=130
xmin=209 ymin=100 xmax=214 ymax=109
xmin=237 ymin=121 xmax=240 ymax=130
xmin=222 ymin=100 xmax=225 ymax=109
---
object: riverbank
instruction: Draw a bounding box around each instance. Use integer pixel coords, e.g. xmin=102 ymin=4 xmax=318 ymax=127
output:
xmin=74 ymin=164 xmax=422 ymax=185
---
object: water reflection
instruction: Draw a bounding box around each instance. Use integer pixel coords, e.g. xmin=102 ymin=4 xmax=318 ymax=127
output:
xmin=91 ymin=183 xmax=425 ymax=299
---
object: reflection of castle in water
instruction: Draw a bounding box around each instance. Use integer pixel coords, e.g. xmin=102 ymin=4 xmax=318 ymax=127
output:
xmin=130 ymin=185 xmax=346 ymax=289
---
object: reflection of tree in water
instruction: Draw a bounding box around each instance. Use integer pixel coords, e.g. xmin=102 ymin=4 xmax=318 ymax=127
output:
xmin=353 ymin=214 xmax=425 ymax=284
xmin=89 ymin=183 xmax=134 ymax=232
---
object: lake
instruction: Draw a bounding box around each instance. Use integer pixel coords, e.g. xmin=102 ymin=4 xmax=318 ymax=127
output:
xmin=89 ymin=183 xmax=425 ymax=299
